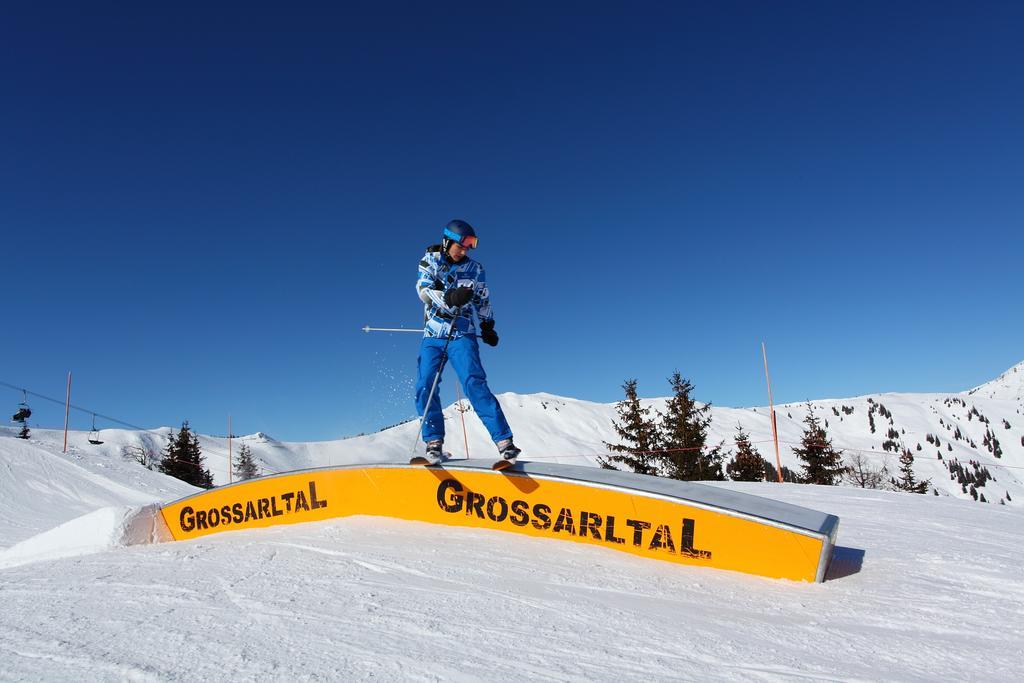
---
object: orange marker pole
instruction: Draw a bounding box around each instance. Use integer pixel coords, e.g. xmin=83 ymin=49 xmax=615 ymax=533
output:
xmin=762 ymin=343 xmax=783 ymax=483
xmin=228 ymin=414 xmax=233 ymax=484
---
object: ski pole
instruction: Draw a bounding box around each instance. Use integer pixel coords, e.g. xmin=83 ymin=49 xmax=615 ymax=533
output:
xmin=411 ymin=307 xmax=463 ymax=453
xmin=362 ymin=326 xmax=425 ymax=333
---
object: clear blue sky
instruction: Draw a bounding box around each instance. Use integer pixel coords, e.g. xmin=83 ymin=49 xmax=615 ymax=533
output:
xmin=3 ymin=1 xmax=1021 ymax=441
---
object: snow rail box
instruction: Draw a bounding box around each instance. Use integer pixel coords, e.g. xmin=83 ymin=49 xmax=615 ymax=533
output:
xmin=159 ymin=460 xmax=840 ymax=582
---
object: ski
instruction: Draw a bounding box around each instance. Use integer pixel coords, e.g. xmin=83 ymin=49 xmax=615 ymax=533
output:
xmin=493 ymin=439 xmax=521 ymax=471
xmin=409 ymin=452 xmax=450 ymax=466
xmin=492 ymin=457 xmax=517 ymax=471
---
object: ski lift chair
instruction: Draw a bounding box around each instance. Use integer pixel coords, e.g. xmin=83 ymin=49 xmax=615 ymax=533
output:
xmin=12 ymin=391 xmax=31 ymax=422
xmin=88 ymin=414 xmax=104 ymax=445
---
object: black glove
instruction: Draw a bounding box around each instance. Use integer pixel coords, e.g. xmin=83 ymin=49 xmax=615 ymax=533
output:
xmin=444 ymin=286 xmax=474 ymax=308
xmin=479 ymin=320 xmax=499 ymax=347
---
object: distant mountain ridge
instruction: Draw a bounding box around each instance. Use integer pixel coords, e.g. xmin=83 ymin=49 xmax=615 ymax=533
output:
xmin=967 ymin=360 xmax=1024 ymax=400
xmin=5 ymin=360 xmax=1023 ymax=511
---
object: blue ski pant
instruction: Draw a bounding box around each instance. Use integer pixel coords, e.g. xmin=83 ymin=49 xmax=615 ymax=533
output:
xmin=416 ymin=335 xmax=513 ymax=444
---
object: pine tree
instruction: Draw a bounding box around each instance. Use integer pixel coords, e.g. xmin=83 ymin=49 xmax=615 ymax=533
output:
xmin=792 ymin=404 xmax=846 ymax=485
xmin=601 ymin=379 xmax=659 ymax=475
xmin=764 ymin=461 xmax=802 ymax=483
xmin=657 ymin=372 xmax=723 ymax=481
xmin=233 ymin=443 xmax=259 ymax=481
xmin=893 ymin=448 xmax=930 ymax=494
xmin=726 ymin=425 xmax=767 ymax=482
xmin=159 ymin=421 xmax=214 ymax=488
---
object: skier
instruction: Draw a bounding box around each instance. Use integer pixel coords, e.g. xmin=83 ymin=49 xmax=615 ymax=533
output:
xmin=414 ymin=219 xmax=520 ymax=465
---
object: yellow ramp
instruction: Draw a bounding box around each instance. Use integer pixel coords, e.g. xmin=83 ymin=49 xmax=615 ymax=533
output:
xmin=160 ymin=460 xmax=839 ymax=583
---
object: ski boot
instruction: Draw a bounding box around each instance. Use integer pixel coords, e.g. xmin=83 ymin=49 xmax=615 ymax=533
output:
xmin=410 ymin=440 xmax=444 ymax=466
xmin=492 ymin=438 xmax=521 ymax=471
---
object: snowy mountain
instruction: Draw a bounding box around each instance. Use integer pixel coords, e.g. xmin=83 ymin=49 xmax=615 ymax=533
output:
xmin=968 ymin=359 xmax=1024 ymax=400
xmin=2 ymin=362 xmax=1023 ymax=679
xmin=12 ymin=360 xmax=1022 ymax=508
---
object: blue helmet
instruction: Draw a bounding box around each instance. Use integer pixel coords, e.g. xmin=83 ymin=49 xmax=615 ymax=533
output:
xmin=442 ymin=219 xmax=478 ymax=251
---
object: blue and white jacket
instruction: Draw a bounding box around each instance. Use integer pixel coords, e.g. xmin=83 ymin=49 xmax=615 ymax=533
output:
xmin=416 ymin=245 xmax=494 ymax=339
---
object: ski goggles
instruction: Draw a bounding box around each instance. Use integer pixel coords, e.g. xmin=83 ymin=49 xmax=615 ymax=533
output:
xmin=443 ymin=228 xmax=478 ymax=249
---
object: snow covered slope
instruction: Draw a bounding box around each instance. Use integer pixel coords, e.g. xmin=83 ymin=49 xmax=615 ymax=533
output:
xmin=0 ymin=429 xmax=196 ymax=549
xmin=0 ymin=481 xmax=1021 ymax=680
xmin=968 ymin=359 xmax=1024 ymax=400
xmin=2 ymin=363 xmax=1023 ymax=679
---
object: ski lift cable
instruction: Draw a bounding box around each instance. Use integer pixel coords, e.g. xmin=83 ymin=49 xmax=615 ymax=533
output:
xmin=0 ymin=379 xmax=151 ymax=432
xmin=1 ymin=380 xmax=276 ymax=442
xmin=0 ymin=379 xmax=261 ymax=466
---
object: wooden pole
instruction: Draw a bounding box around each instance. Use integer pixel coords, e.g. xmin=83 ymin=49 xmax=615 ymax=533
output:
xmin=63 ymin=372 xmax=72 ymax=453
xmin=762 ymin=343 xmax=784 ymax=483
